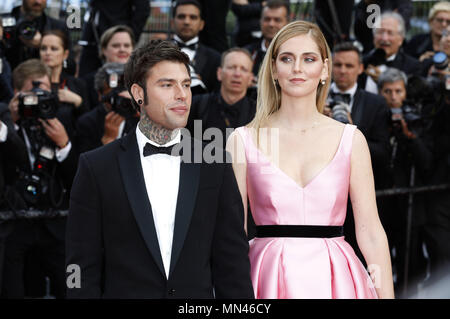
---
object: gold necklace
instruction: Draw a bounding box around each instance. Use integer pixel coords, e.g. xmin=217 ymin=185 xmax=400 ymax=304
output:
xmin=299 ymin=120 xmax=320 ymax=134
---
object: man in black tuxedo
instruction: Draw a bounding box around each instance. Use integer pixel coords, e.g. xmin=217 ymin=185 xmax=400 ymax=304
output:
xmin=328 ymin=42 xmax=391 ymax=264
xmin=187 ymin=47 xmax=256 ymax=144
xmin=66 ymin=40 xmax=254 ymax=298
xmin=245 ymin=0 xmax=290 ymax=78
xmin=0 ymin=102 xmax=28 ymax=295
xmin=362 ymin=11 xmax=421 ymax=94
xmin=1 ymin=59 xmax=78 ymax=298
xmin=171 ymin=0 xmax=221 ymax=95
xmin=76 ymin=62 xmax=139 ymax=154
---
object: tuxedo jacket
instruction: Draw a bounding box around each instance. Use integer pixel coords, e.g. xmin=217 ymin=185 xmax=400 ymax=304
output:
xmin=66 ymin=130 xmax=254 ymax=298
xmin=351 ymin=88 xmax=391 ymax=177
xmin=194 ymin=44 xmax=221 ymax=93
xmin=245 ymin=40 xmax=265 ymax=76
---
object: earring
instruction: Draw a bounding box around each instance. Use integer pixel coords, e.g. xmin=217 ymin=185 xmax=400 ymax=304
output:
xmin=321 ymin=79 xmax=326 ymax=85
xmin=63 ymin=59 xmax=67 ymax=69
xmin=274 ymin=79 xmax=279 ymax=86
xmin=138 ymin=99 xmax=143 ymax=105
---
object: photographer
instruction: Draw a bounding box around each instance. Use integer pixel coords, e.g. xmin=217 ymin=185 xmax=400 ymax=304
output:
xmin=75 ymin=62 xmax=139 ymax=154
xmin=0 ymin=100 xmax=28 ymax=295
xmin=0 ymin=59 xmax=78 ymax=298
xmin=378 ymin=67 xmax=433 ymax=297
xmin=362 ymin=11 xmax=421 ymax=94
xmin=2 ymin=0 xmax=70 ymax=71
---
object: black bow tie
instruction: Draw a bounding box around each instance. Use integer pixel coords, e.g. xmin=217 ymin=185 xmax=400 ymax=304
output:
xmin=174 ymin=40 xmax=198 ymax=51
xmin=330 ymin=92 xmax=352 ymax=105
xmin=143 ymin=142 xmax=180 ymax=157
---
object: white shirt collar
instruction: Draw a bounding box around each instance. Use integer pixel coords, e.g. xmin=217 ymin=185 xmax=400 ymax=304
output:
xmin=261 ymin=39 xmax=268 ymax=52
xmin=331 ymin=82 xmax=358 ymax=97
xmin=386 ymin=53 xmax=397 ymax=62
xmin=136 ymin=124 xmax=181 ymax=155
xmin=173 ymin=34 xmax=199 ymax=46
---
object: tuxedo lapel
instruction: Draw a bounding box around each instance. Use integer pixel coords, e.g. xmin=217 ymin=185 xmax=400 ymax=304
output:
xmin=351 ymin=89 xmax=364 ymax=127
xmin=193 ymin=45 xmax=207 ymax=76
xmin=117 ymin=131 xmax=166 ymax=278
xmin=169 ymin=137 xmax=201 ymax=277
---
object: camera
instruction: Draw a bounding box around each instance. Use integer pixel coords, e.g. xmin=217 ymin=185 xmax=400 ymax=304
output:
xmin=18 ymin=81 xmax=59 ymax=120
xmin=363 ymin=48 xmax=387 ymax=67
xmin=101 ymin=64 xmax=135 ymax=118
xmin=327 ymin=93 xmax=351 ymax=124
xmin=1 ymin=15 xmax=38 ymax=48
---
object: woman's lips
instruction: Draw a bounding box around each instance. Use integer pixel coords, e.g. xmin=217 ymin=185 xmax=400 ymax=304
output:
xmin=289 ymin=78 xmax=306 ymax=84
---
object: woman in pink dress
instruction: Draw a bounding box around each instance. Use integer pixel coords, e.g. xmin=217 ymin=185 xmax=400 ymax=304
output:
xmin=226 ymin=21 xmax=394 ymax=299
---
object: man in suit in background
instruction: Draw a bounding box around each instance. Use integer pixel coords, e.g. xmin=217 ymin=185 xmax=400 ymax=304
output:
xmin=245 ymin=0 xmax=290 ymax=78
xmin=328 ymin=42 xmax=391 ymax=264
xmin=171 ymin=0 xmax=221 ymax=95
xmin=0 ymin=101 xmax=28 ymax=295
xmin=362 ymin=11 xmax=421 ymax=94
xmin=66 ymin=40 xmax=254 ymax=298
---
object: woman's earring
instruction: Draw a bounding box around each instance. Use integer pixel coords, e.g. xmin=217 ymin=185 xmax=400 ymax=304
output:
xmin=138 ymin=99 xmax=143 ymax=105
xmin=63 ymin=59 xmax=67 ymax=69
xmin=321 ymin=79 xmax=326 ymax=85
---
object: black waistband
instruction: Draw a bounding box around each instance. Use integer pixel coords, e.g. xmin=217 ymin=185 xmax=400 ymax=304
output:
xmin=255 ymin=225 xmax=344 ymax=238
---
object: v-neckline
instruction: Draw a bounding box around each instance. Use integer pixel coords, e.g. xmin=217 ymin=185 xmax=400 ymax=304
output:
xmin=245 ymin=125 xmax=347 ymax=190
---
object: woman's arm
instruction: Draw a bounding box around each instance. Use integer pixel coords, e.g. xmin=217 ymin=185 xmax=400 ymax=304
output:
xmin=350 ymin=128 xmax=395 ymax=299
xmin=226 ymin=130 xmax=248 ymax=234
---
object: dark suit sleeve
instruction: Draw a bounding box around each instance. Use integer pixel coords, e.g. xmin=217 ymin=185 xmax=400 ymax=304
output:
xmin=66 ymin=153 xmax=103 ymax=298
xmin=211 ymin=160 xmax=254 ymax=298
xmin=367 ymin=97 xmax=391 ymax=170
xmin=130 ymin=0 xmax=150 ymax=40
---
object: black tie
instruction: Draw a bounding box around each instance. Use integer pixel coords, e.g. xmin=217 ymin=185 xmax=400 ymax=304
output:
xmin=174 ymin=40 xmax=197 ymax=51
xmin=143 ymin=142 xmax=179 ymax=157
xmin=330 ymin=92 xmax=351 ymax=105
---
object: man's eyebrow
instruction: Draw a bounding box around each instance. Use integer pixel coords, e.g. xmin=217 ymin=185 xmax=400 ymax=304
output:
xmin=156 ymin=78 xmax=191 ymax=83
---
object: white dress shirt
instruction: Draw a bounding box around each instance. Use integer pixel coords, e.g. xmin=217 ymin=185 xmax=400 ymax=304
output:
xmin=136 ymin=125 xmax=181 ymax=278
xmin=330 ymin=82 xmax=358 ymax=113
xmin=0 ymin=120 xmax=7 ymax=143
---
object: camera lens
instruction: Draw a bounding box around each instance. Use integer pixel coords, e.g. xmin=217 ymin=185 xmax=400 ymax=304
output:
xmin=433 ymin=52 xmax=449 ymax=71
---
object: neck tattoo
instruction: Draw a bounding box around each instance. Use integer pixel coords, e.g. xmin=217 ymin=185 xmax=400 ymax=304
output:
xmin=138 ymin=112 xmax=175 ymax=145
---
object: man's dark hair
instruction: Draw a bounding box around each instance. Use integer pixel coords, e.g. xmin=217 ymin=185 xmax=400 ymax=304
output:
xmin=173 ymin=0 xmax=203 ymax=18
xmin=124 ymin=40 xmax=191 ymax=110
xmin=333 ymin=42 xmax=363 ymax=64
xmin=264 ymin=0 xmax=291 ymax=18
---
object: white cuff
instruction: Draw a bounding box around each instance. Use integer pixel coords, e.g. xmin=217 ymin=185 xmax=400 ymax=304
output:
xmin=0 ymin=121 xmax=8 ymax=143
xmin=55 ymin=141 xmax=72 ymax=162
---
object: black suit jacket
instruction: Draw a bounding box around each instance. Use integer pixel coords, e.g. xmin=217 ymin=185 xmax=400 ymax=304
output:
xmin=245 ymin=40 xmax=266 ymax=77
xmin=344 ymin=88 xmax=391 ymax=264
xmin=66 ymin=130 xmax=254 ymax=298
xmin=194 ymin=44 xmax=221 ymax=93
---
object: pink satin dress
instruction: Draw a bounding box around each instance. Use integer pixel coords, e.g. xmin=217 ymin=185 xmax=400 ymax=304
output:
xmin=235 ymin=124 xmax=378 ymax=299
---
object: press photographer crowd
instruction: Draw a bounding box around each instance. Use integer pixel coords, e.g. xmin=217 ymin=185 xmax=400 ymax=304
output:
xmin=0 ymin=0 xmax=449 ymax=299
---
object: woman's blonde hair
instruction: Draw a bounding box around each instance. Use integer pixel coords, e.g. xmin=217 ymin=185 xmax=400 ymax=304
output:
xmin=248 ymin=20 xmax=332 ymax=131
